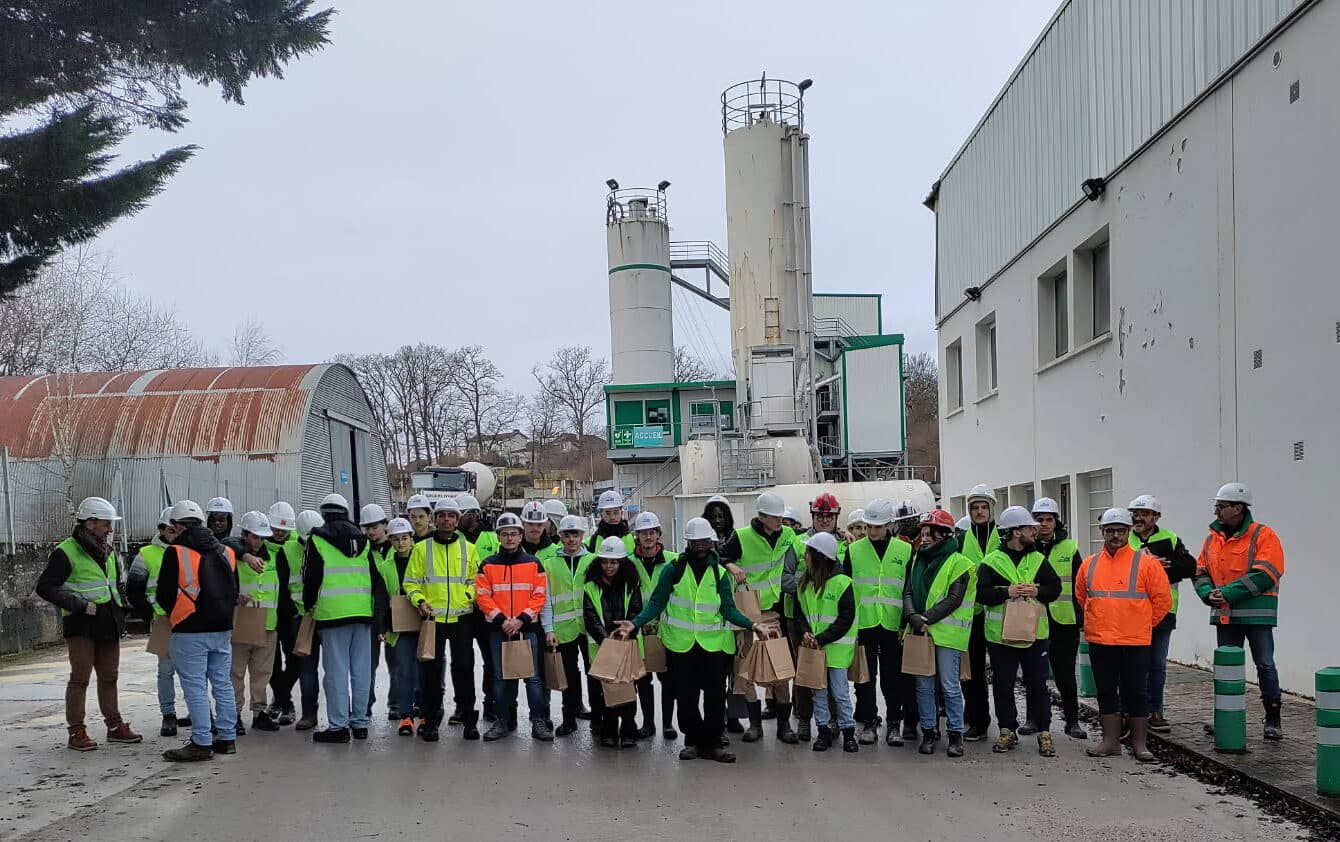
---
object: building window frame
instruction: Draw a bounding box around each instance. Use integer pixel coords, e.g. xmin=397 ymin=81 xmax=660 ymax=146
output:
xmin=1073 ymin=227 xmax=1112 ymax=346
xmin=1037 ymin=258 xmax=1069 ymax=366
xmin=975 ymin=312 xmax=998 ymax=400
xmin=945 ymin=339 xmax=964 ymax=414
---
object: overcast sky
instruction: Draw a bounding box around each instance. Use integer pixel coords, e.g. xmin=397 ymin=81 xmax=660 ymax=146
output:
xmin=97 ymin=0 xmax=1059 ymax=389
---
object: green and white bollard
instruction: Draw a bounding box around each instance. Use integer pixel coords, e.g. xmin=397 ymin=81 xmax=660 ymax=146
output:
xmin=1078 ymin=636 xmax=1096 ymax=698
xmin=1213 ymin=645 xmax=1247 ymax=753
xmin=1317 ymin=667 xmax=1340 ymax=796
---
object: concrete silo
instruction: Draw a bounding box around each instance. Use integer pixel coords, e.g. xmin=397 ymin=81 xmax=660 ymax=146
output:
xmin=606 ymin=184 xmax=674 ymax=386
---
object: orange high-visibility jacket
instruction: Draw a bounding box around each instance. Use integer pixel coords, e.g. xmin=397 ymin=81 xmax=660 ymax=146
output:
xmin=1193 ymin=521 xmax=1284 ymax=626
xmin=169 ymin=546 xmax=237 ymax=628
xmin=475 ymin=554 xmax=547 ymax=624
xmin=1075 ymin=545 xmax=1171 ymax=646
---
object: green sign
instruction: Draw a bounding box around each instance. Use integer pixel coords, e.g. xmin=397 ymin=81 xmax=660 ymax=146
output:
xmin=612 ymin=427 xmax=633 ymax=448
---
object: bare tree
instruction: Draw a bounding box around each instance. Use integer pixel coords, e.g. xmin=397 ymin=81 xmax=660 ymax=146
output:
xmin=229 ymin=318 xmax=282 ymax=366
xmin=454 ymin=345 xmax=523 ymax=461
xmin=673 ymin=346 xmax=718 ymax=382
xmin=334 ymin=352 xmax=402 ymax=467
xmin=532 ymin=345 xmax=610 ymax=440
xmin=903 ymin=351 xmax=939 ymax=423
xmin=523 ymin=395 xmax=560 ymax=475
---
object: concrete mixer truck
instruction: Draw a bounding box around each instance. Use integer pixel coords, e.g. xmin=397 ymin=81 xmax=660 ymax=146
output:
xmin=409 ymin=462 xmax=499 ymax=509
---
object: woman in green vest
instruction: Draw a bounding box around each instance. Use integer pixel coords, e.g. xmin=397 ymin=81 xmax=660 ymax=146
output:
xmin=128 ymin=507 xmax=187 ymax=737
xmin=630 ymin=511 xmax=678 ymax=740
xmin=796 ymin=531 xmax=858 ymax=753
xmin=582 ymin=537 xmax=645 ymax=748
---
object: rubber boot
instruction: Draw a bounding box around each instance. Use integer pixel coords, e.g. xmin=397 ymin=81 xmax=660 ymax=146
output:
xmin=1085 ymin=714 xmax=1124 ymax=757
xmin=742 ymin=702 xmax=763 ymax=743
xmin=1264 ymin=700 xmax=1283 ymax=740
xmin=1128 ymin=716 xmax=1156 ymax=762
xmin=776 ymin=703 xmax=799 ymax=744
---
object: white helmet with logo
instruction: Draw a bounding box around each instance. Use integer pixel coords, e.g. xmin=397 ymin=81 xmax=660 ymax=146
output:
xmin=268 ymin=501 xmax=296 ymax=531
xmin=1127 ymin=494 xmax=1162 ymax=514
xmin=169 ymin=499 xmax=205 ymax=524
xmin=632 ymin=511 xmax=661 ymax=532
xmin=755 ymin=491 xmax=786 ymax=518
xmin=1031 ymin=497 xmax=1060 ymax=516
xmin=1213 ymin=482 xmax=1252 ymax=506
xmin=456 ymin=494 xmax=482 ymax=513
xmin=966 ymin=485 xmax=996 ymax=506
xmin=75 ymin=496 xmax=121 ymax=522
xmin=387 ymin=517 xmax=413 ymax=536
xmin=597 ymin=490 xmax=624 ymax=511
xmin=997 ymin=505 xmax=1039 ymax=531
xmin=597 ymin=536 xmax=629 ymax=559
xmin=406 ymin=494 xmax=433 ymax=512
xmin=495 ymin=512 xmax=523 ymax=533
xmin=296 ymin=509 xmax=323 ymax=539
xmin=434 ymin=498 xmax=461 ymax=514
xmin=206 ymin=497 xmax=234 ymax=515
xmin=520 ymin=501 xmax=548 ymax=524
xmin=683 ymin=517 xmax=716 ymax=541
xmin=359 ymin=503 xmax=388 ymax=526
xmin=863 ymin=499 xmax=895 ymax=526
xmin=239 ymin=511 xmax=273 ymax=537
xmin=1099 ymin=507 xmax=1134 ymax=527
xmin=558 ymin=515 xmax=586 ymax=534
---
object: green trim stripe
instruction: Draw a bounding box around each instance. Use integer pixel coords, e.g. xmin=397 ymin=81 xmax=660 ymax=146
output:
xmin=605 ymin=380 xmax=735 ymax=393
xmin=609 ymin=263 xmax=670 ymax=275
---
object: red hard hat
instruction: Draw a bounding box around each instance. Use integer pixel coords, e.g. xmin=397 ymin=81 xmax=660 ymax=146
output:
xmin=922 ymin=509 xmax=956 ymax=531
xmin=810 ymin=493 xmax=841 ymax=514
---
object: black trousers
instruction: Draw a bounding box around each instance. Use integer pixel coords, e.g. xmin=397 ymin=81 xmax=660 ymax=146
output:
xmin=1048 ymin=622 xmax=1081 ymax=725
xmin=669 ymin=645 xmax=732 ymax=753
xmin=591 ymin=681 xmax=637 ymax=739
xmin=269 ymin=614 xmax=299 ymax=708
xmin=787 ymin=622 xmax=812 ymax=721
xmin=555 ymin=639 xmax=584 ymax=722
xmin=420 ymin=618 xmax=476 ymax=725
xmin=988 ymin=639 xmax=1051 ymax=732
xmin=471 ymin=610 xmax=496 ymax=717
xmin=1089 ymin=642 xmax=1151 ymax=717
xmin=962 ymin=613 xmax=991 ymax=729
xmin=854 ymin=626 xmax=918 ymax=727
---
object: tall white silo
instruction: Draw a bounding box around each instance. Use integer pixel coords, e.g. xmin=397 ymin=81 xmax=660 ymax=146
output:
xmin=606 ymin=184 xmax=674 ymax=385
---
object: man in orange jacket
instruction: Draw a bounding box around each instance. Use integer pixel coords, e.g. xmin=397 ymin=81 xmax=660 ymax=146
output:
xmin=1075 ymin=508 xmax=1171 ymax=763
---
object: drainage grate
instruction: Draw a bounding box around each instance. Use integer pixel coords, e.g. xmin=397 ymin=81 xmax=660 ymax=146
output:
xmin=1253 ymin=349 xmax=1263 ymax=369
xmin=1293 ymin=441 xmax=1305 ymax=461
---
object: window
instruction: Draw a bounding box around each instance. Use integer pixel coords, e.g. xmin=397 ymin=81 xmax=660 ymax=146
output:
xmin=1091 ymin=243 xmax=1110 ymax=337
xmin=1079 ymin=468 xmax=1113 ymax=555
xmin=689 ymin=400 xmax=734 ymax=434
xmin=975 ymin=313 xmax=997 ymax=398
xmin=1038 ymin=261 xmax=1069 ymax=364
xmin=1073 ymin=229 xmax=1111 ymax=345
xmin=945 ymin=340 xmax=963 ymax=412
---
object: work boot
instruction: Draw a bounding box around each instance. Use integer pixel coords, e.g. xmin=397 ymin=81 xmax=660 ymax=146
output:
xmin=1129 ymin=716 xmax=1156 ymax=762
xmin=1149 ymin=712 xmax=1171 ymax=733
xmin=903 ymin=721 xmax=919 ymax=742
xmin=947 ymin=731 xmax=965 ymax=758
xmin=352 ymin=727 xmax=369 ymax=740
xmin=162 ymin=741 xmax=212 ymax=762
xmin=106 ymin=722 xmax=142 ymax=744
xmin=1018 ymin=720 xmax=1038 ymax=736
xmin=741 ymin=703 xmax=763 ymax=743
xmin=1264 ymin=701 xmax=1284 ymax=740
xmin=886 ymin=723 xmax=904 ymax=747
xmin=398 ymin=717 xmax=415 ymax=736
xmin=796 ymin=719 xmax=812 ymax=742
xmin=483 ymin=719 xmax=509 ymax=742
xmin=234 ymin=717 xmax=246 ymax=737
xmin=918 ymin=728 xmax=938 ymax=755
xmin=448 ymin=707 xmax=462 ymax=726
xmin=277 ymin=706 xmax=295 ymax=727
xmin=776 ymin=704 xmax=798 ymax=744
xmin=68 ymin=726 xmax=98 ymax=752
xmin=160 ymin=715 xmax=178 ymax=738
xmin=1037 ymin=731 xmax=1056 ymax=757
xmin=1086 ymin=714 xmax=1125 ymax=757
xmin=420 ymin=724 xmax=440 ymax=742
xmin=992 ymin=728 xmax=1018 ymax=753
xmin=762 ymin=699 xmax=778 ymax=720
xmin=212 ymin=739 xmax=236 ymax=755
xmin=706 ymin=747 xmax=737 ymax=763
xmin=813 ymin=726 xmax=835 ymax=752
xmin=556 ymin=718 xmax=578 ymax=737
xmin=963 ymin=723 xmax=988 ymax=742
xmin=251 ymin=711 xmax=280 ymax=732
xmin=177 ymin=715 xmax=192 ymax=728
xmin=858 ymin=721 xmax=879 ymax=745
xmin=842 ymin=727 xmax=859 ymax=753
xmin=462 ymin=711 xmax=481 ymax=741
xmin=1065 ymin=721 xmax=1088 ymax=740
xmin=678 ymin=746 xmax=699 ymax=760
xmin=531 ymin=719 xmax=555 ymax=742
xmin=313 ymin=727 xmax=350 ymax=744
xmin=295 ymin=714 xmax=317 ymax=731
xmin=637 ymin=722 xmax=656 ymax=740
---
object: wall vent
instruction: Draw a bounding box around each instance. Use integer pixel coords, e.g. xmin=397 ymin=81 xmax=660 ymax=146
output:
xmin=1252 ymin=349 xmax=1263 ymax=369
xmin=1293 ymin=441 xmax=1305 ymax=461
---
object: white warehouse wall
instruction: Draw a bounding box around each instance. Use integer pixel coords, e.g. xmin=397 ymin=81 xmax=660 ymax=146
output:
xmin=935 ymin=1 xmax=1340 ymax=695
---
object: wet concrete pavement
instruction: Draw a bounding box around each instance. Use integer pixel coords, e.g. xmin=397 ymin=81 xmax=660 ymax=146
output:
xmin=0 ymin=639 xmax=1323 ymax=841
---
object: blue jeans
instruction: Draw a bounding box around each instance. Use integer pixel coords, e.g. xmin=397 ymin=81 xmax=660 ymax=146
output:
xmin=489 ymin=631 xmax=549 ymax=723
xmin=393 ymin=633 xmax=420 ymax=717
xmin=1146 ymin=625 xmax=1173 ymax=714
xmin=916 ymin=646 xmax=965 ymax=733
xmin=320 ymin=623 xmax=372 ymax=730
xmin=170 ymin=631 xmax=236 ymax=746
xmin=813 ymin=666 xmax=855 ymax=730
xmin=156 ymin=653 xmax=179 ymax=716
xmin=1216 ymin=624 xmax=1281 ymax=704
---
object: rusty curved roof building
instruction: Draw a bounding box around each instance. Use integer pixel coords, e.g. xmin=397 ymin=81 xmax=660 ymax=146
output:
xmin=0 ymin=364 xmax=389 ymax=544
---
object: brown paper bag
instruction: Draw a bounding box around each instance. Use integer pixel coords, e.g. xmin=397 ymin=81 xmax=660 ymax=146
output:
xmin=232 ymin=605 xmax=268 ymax=646
xmin=849 ymin=643 xmax=871 ymax=684
xmin=900 ymin=632 xmax=936 ymax=676
xmin=761 ymin=635 xmax=796 ymax=683
xmin=619 ymin=641 xmax=648 ymax=682
xmin=502 ymin=637 xmax=535 ymax=680
xmin=601 ymin=679 xmax=637 ymax=708
xmin=146 ymin=615 xmax=172 ymax=657
xmin=416 ymin=619 xmax=436 ymax=661
xmin=1002 ymin=598 xmax=1042 ymax=645
xmin=293 ymin=614 xmax=316 ymax=656
xmin=391 ymin=596 xmax=421 ymax=633
xmin=734 ymin=587 xmax=763 ymax=622
xmin=590 ymin=637 xmax=637 ymax=682
xmin=642 ymin=633 xmax=667 ymax=673
xmin=795 ymin=643 xmax=828 ymax=690
xmin=543 ymin=648 xmax=568 ymax=691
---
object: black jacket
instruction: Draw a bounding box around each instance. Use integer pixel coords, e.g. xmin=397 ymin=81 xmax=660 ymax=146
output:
xmin=522 ymin=533 xmax=555 ymax=557
xmin=976 ymin=545 xmax=1062 ymax=607
xmin=156 ymin=526 xmax=240 ymax=634
xmin=35 ymin=527 xmax=127 ymax=640
xmin=582 ymin=578 xmax=644 ymax=647
xmin=1132 ymin=530 xmax=1197 ymax=631
xmin=794 ymin=578 xmax=856 ymax=646
xmin=302 ymin=517 xmax=385 ymax=629
xmin=586 ymin=520 xmax=629 ymax=552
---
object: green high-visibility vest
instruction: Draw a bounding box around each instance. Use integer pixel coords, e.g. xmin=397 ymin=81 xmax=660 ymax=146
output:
xmin=311 ymin=536 xmax=373 ymax=621
xmin=237 ymin=544 xmax=280 ymax=631
xmin=281 ymin=534 xmax=305 ymax=616
xmin=586 ymin=533 xmax=636 ymax=556
xmin=140 ymin=544 xmax=167 ymax=616
xmin=734 ymin=525 xmax=795 ymax=611
xmin=1131 ymin=528 xmax=1180 ymax=615
xmin=847 ymin=536 xmax=911 ymax=631
xmin=798 ymin=574 xmax=857 ymax=669
xmin=374 ymin=549 xmax=405 ymax=646
xmin=583 ymin=580 xmax=639 ymax=661
xmin=474 ymin=530 xmax=501 ymax=560
xmin=981 ymin=549 xmax=1049 ymax=647
xmin=541 ymin=549 xmax=594 ymax=645
xmin=916 ymin=552 xmax=976 ymax=651
xmin=1044 ymin=538 xmax=1080 ymax=625
xmin=960 ymin=526 xmax=999 ymax=616
xmin=631 ymin=550 xmax=678 ymax=599
xmin=58 ymin=537 xmax=122 ymax=616
xmin=659 ymin=563 xmax=735 ymax=655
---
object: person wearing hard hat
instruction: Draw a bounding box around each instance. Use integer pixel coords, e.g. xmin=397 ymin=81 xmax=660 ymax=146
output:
xmin=127 ymin=507 xmax=188 ymax=737
xmin=588 ymin=490 xmax=635 ymax=554
xmin=1076 ymin=508 xmax=1171 ymax=761
xmin=976 ymin=506 xmax=1062 ymax=757
xmin=475 ymin=512 xmax=553 ymax=742
xmin=844 ymin=509 xmax=867 ymax=544
xmin=702 ymin=494 xmax=735 ymax=544
xmin=891 ymin=500 xmax=926 ymax=744
xmin=406 ymin=494 xmax=434 ymax=542
xmin=262 ymin=501 xmax=303 ymax=728
xmin=538 ymin=514 xmax=597 ymax=737
xmin=1193 ymin=482 xmax=1287 ymax=741
xmin=847 ymin=499 xmax=916 ymax=748
xmin=718 ymin=490 xmax=799 ymax=744
xmin=582 ymin=536 xmax=646 ymax=748
xmin=959 ymin=484 xmax=999 ymax=742
xmin=629 ymin=511 xmax=678 ymax=739
xmin=903 ymin=510 xmax=976 ymax=758
xmin=783 ymin=493 xmax=843 ymax=743
xmin=543 ymin=499 xmax=569 ymax=541
xmin=359 ymin=503 xmax=398 ymax=721
xmin=796 ymin=531 xmax=859 ymax=753
xmin=403 ymin=497 xmax=481 ymax=742
xmin=1030 ymin=497 xmax=1087 ymax=740
xmin=781 ymin=507 xmax=803 ymax=532
xmin=206 ymin=497 xmax=234 ymax=540
xmin=616 ymin=517 xmax=769 ymax=763
xmin=36 ymin=497 xmax=143 ymax=752
xmin=222 ymin=512 xmax=282 ymax=734
xmin=290 ymin=509 xmax=325 ymax=730
xmin=457 ymin=494 xmax=501 ymax=725
xmin=521 ymin=501 xmax=556 ymax=557
xmin=458 ymin=494 xmax=499 ymax=558
xmin=381 ymin=518 xmax=422 ymax=737
xmin=303 ymin=494 xmax=388 ymax=744
xmin=1125 ymin=494 xmax=1197 ymax=734
xmin=156 ymin=500 xmax=240 ymax=761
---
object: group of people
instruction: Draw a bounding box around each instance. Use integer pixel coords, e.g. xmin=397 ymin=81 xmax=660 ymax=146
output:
xmin=36 ymin=478 xmax=1285 ymax=766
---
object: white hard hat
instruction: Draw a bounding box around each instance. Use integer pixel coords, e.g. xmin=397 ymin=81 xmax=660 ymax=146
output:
xmin=597 ymin=490 xmax=624 ymax=511
xmin=804 ymin=531 xmax=839 ymax=560
xmin=966 ymin=485 xmax=996 ymax=506
xmin=558 ymin=514 xmax=586 ymax=533
xmin=520 ymin=501 xmax=548 ymax=524
xmin=387 ymin=517 xmax=413 ymax=536
xmin=1214 ymin=482 xmax=1252 ymax=506
xmin=1099 ymin=507 xmax=1134 ymax=527
xmin=955 ymin=516 xmax=970 ymax=532
xmin=1031 ymin=497 xmax=1060 ymax=516
xmin=997 ymin=505 xmax=1039 ymax=531
xmin=543 ymin=499 xmax=568 ymax=522
xmin=495 ymin=512 xmax=523 ymax=532
xmin=632 ymin=511 xmax=661 ymax=532
xmin=434 ymin=497 xmax=461 ymax=514
xmin=1127 ymin=494 xmax=1162 ymax=514
xmin=683 ymin=517 xmax=716 ymax=541
xmin=268 ymin=502 xmax=296 ymax=531
xmin=755 ymin=491 xmax=786 ymax=518
xmin=296 ymin=509 xmax=323 ymax=538
xmin=206 ymin=497 xmax=234 ymax=515
xmin=846 ymin=509 xmax=866 ymax=527
xmin=863 ymin=499 xmax=895 ymax=526
xmin=169 ymin=500 xmax=205 ymax=524
xmin=239 ymin=510 xmax=274 ymax=537
xmin=320 ymin=493 xmax=349 ymax=513
xmin=406 ymin=494 xmax=433 ymax=512
xmin=75 ymin=496 xmax=120 ymax=522
xmin=597 ymin=536 xmax=629 ymax=559
xmin=457 ymin=494 xmax=482 ymax=512
xmin=782 ymin=507 xmax=802 ymax=524
xmin=359 ymin=503 xmax=388 ymax=525
xmin=706 ymin=494 xmax=729 ymax=506
xmin=157 ymin=506 xmax=172 ymax=527
xmin=893 ymin=500 xmax=920 ymax=523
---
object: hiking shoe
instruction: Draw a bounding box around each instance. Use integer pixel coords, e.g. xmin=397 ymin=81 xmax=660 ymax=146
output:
xmin=1264 ymin=703 xmax=1283 ymax=740
xmin=531 ymin=719 xmax=555 ymax=742
xmin=964 ymin=724 xmax=988 ymax=742
xmin=163 ymin=741 xmax=212 ymax=762
xmin=420 ymin=725 xmax=440 ymax=742
xmin=918 ymin=728 xmax=938 ymax=755
xmin=398 ymin=718 xmax=415 ymax=736
xmin=68 ymin=726 xmax=98 ymax=752
xmin=813 ymin=727 xmax=835 ymax=752
xmin=1037 ymin=731 xmax=1056 ymax=757
xmin=842 ymin=727 xmax=859 ymax=753
xmin=251 ymin=711 xmax=280 ymax=732
xmin=352 ymin=727 xmax=369 ymax=740
xmin=886 ymin=724 xmax=904 ymax=747
xmin=462 ymin=715 xmax=481 ymax=741
xmin=106 ymin=723 xmax=142 ymax=744
xmin=212 ymin=739 xmax=236 ymax=755
xmin=160 ymin=715 xmax=178 ymax=738
xmin=313 ymin=728 xmax=350 ymax=744
xmin=483 ymin=719 xmax=509 ymax=741
xmin=1065 ymin=721 xmax=1088 ymax=740
xmin=993 ymin=728 xmax=1018 ymax=753
xmin=1018 ymin=720 xmax=1038 ymax=736
xmin=295 ymin=715 xmax=317 ymax=731
xmin=741 ymin=724 xmax=763 ymax=743
xmin=858 ymin=722 xmax=878 ymax=745
xmin=706 ymin=747 xmax=736 ymax=763
xmin=556 ymin=720 xmax=578 ymax=737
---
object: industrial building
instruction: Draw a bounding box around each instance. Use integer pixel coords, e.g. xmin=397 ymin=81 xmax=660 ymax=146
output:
xmin=0 ymin=364 xmax=390 ymax=547
xmin=927 ymin=0 xmax=1334 ymax=693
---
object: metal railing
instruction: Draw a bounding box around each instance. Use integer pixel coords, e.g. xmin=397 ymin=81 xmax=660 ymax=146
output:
xmin=670 ymin=241 xmax=729 ymax=278
xmin=721 ymin=78 xmax=806 ymax=134
xmin=717 ymin=437 xmax=776 ymax=490
xmin=608 ymin=422 xmax=678 ymax=450
xmin=812 ymin=315 xmax=859 ymax=339
xmin=606 ymin=188 xmax=667 ymax=225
